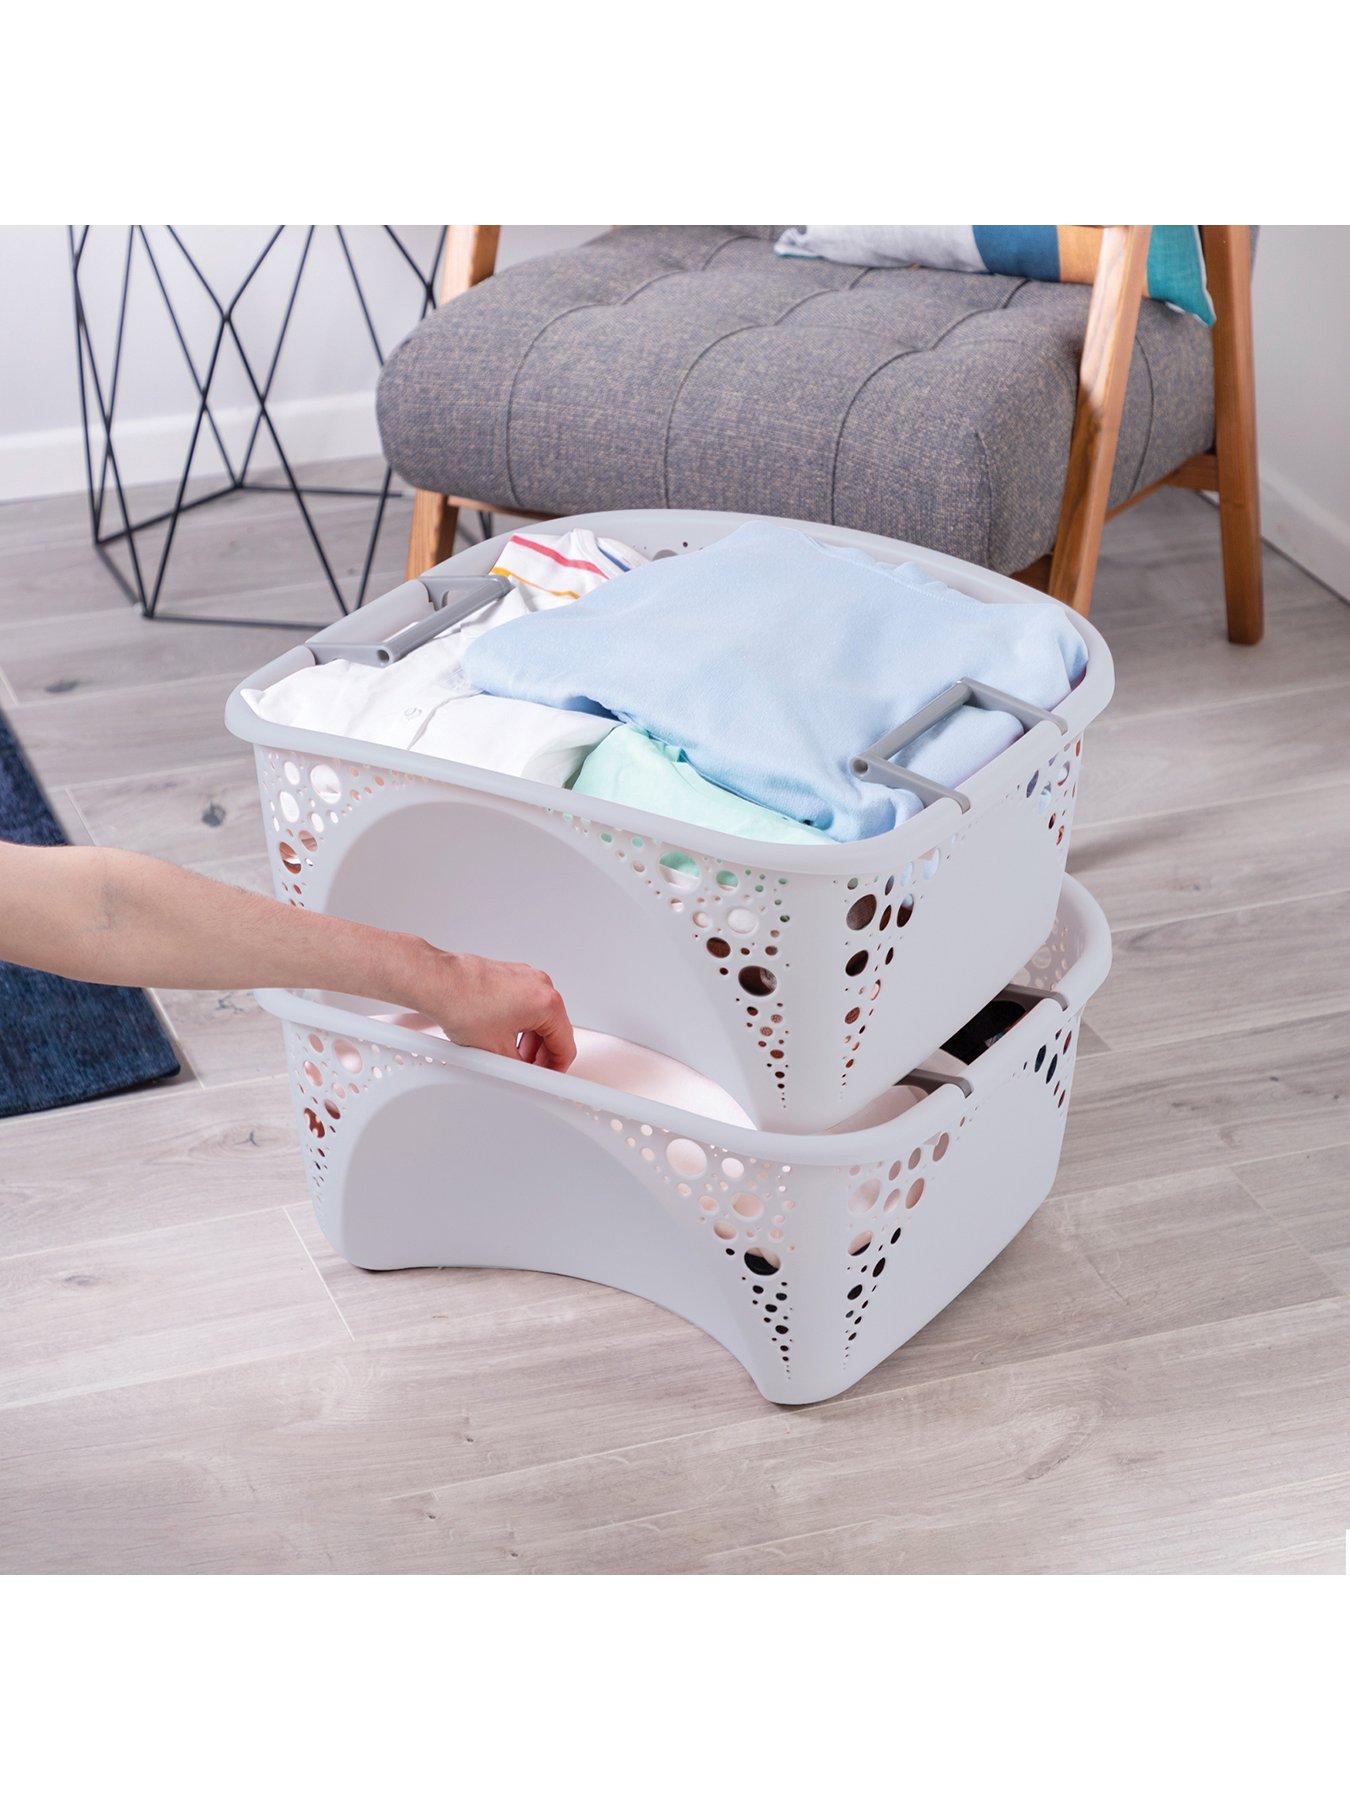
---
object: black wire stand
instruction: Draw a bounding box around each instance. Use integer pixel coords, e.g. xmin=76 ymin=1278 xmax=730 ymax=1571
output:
xmin=68 ymin=225 xmax=487 ymax=630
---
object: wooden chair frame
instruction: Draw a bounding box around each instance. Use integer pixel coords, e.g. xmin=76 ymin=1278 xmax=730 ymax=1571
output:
xmin=405 ymin=225 xmax=1263 ymax=644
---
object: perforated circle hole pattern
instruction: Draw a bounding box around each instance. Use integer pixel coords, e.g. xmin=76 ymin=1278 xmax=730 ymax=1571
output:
xmin=849 ymin=1178 xmax=881 ymax=1214
xmin=666 ymin=1138 xmax=707 ymax=1178
xmin=310 ymin=763 xmax=342 ymax=806
xmin=846 ymin=893 xmax=877 ymax=932
xmin=744 ymin=1247 xmax=781 ymax=1276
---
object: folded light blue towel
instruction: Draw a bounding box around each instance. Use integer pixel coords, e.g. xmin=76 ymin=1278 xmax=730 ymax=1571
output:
xmin=463 ymin=521 xmax=1088 ymax=841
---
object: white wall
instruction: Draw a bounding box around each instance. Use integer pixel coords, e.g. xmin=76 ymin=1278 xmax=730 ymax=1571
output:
xmin=0 ymin=225 xmax=601 ymax=499
xmin=3 ymin=223 xmax=1347 ymax=600
xmin=1251 ymin=226 xmax=1350 ymax=599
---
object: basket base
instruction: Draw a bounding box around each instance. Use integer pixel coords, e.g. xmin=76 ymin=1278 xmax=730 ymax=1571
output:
xmin=312 ymin=1070 xmax=1064 ymax=1405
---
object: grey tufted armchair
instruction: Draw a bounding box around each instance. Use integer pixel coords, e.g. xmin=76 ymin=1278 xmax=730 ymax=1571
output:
xmin=377 ymin=225 xmax=1262 ymax=643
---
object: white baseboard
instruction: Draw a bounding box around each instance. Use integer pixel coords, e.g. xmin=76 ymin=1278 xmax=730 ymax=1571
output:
xmin=1258 ymin=467 xmax=1350 ymax=601
xmin=0 ymin=390 xmax=383 ymax=503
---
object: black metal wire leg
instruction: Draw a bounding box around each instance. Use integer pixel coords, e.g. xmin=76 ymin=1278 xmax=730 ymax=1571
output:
xmin=68 ymin=225 xmax=450 ymax=626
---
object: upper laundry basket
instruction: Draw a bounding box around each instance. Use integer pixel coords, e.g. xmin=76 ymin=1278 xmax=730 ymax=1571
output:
xmin=226 ymin=510 xmax=1113 ymax=1133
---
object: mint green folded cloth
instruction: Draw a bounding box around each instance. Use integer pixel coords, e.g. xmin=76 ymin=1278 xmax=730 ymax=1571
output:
xmin=572 ymin=725 xmax=832 ymax=846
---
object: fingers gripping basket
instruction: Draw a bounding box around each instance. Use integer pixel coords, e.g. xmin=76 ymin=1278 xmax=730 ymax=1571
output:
xmin=257 ymin=878 xmax=1110 ymax=1405
xmin=227 ymin=510 xmax=1113 ymax=1133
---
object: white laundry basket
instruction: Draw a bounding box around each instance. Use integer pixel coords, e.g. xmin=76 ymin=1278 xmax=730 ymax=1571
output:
xmin=256 ymin=876 xmax=1109 ymax=1405
xmin=227 ymin=510 xmax=1113 ymax=1133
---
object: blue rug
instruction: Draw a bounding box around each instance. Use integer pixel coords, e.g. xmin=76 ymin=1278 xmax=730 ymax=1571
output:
xmin=0 ymin=708 xmax=180 ymax=1119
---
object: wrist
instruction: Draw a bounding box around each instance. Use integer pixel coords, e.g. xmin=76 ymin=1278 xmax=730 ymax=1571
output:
xmin=379 ymin=932 xmax=451 ymax=1016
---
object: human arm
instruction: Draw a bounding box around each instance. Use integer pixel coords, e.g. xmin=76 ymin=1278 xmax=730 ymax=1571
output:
xmin=0 ymin=840 xmax=576 ymax=1071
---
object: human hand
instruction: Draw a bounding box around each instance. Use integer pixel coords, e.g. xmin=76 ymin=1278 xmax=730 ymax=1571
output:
xmin=415 ymin=948 xmax=577 ymax=1072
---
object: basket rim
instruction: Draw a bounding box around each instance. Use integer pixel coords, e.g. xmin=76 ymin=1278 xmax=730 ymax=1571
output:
xmin=226 ymin=509 xmax=1112 ymax=877
xmin=257 ymin=877 xmax=1110 ymax=1164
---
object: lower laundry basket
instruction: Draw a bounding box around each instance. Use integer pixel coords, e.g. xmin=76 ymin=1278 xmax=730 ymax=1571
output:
xmin=257 ymin=876 xmax=1110 ymax=1405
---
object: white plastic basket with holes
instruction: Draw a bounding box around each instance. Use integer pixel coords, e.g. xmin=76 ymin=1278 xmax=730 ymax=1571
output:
xmin=227 ymin=510 xmax=1113 ymax=1134
xmin=256 ymin=877 xmax=1110 ymax=1405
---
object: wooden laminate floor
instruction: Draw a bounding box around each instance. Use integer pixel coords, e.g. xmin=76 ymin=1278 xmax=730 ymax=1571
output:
xmin=1 ymin=472 xmax=1348 ymax=1574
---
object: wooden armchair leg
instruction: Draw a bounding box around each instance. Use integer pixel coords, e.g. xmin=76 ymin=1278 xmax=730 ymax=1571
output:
xmin=1203 ymin=226 xmax=1264 ymax=645
xmin=1048 ymin=226 xmax=1151 ymax=616
xmin=406 ymin=490 xmax=459 ymax=578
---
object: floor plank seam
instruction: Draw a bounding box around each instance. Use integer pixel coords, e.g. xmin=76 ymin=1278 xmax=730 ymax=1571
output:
xmin=9 ymin=677 xmax=259 ymax=714
xmin=1090 ymin=673 xmax=1350 ymax=731
xmin=175 ymin=1072 xmax=296 ymax=1098
xmin=1063 ymin=987 xmax=1350 ymax=1060
xmin=0 ymin=1069 xmax=287 ymax=1139
xmin=59 ymin=784 xmax=96 ymax=843
xmin=0 ymin=1201 xmax=297 ymax=1269
xmin=379 ymin=1293 xmax=1350 ymax=1508
xmin=1204 ymin=1180 xmax=1350 ymax=1293
xmin=1101 ymin=881 xmax=1350 ymax=935
xmin=1095 ymin=671 xmax=1350 ymax=729
xmin=1080 ymin=993 xmax=1350 ymax=1054
xmin=1052 ymin=1132 xmax=1348 ymax=1203
xmin=139 ymin=987 xmax=197 ymax=1085
xmin=64 ymin=754 xmax=261 ymax=798
xmin=1074 ymin=770 xmax=1350 ymax=833
xmin=0 ymin=1336 xmax=346 ymax=1417
xmin=285 ymin=1207 xmax=357 ymax=1341
xmin=1227 ymin=1137 xmax=1350 ymax=1174
xmin=2 ymin=544 xmax=409 ymax=615
xmin=700 ymin=1517 xmax=917 ymax=1566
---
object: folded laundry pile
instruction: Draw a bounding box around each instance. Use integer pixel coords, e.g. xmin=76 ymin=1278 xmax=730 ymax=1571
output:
xmin=464 ymin=520 xmax=1088 ymax=841
xmin=244 ymin=529 xmax=641 ymax=784
xmin=248 ymin=519 xmax=1087 ymax=844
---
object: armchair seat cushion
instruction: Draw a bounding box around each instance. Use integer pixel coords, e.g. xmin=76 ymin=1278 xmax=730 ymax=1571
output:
xmin=377 ymin=226 xmax=1216 ymax=573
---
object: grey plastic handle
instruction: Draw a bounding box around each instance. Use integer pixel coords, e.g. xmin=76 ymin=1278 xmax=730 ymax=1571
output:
xmin=309 ymin=574 xmax=512 ymax=667
xmin=1002 ymin=980 xmax=1070 ymax=1013
xmin=851 ymin=679 xmax=1068 ymax=814
xmin=904 ymin=1066 xmax=974 ymax=1100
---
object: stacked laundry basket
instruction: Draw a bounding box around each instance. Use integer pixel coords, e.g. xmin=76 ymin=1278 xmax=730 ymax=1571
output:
xmin=227 ymin=510 xmax=1113 ymax=1404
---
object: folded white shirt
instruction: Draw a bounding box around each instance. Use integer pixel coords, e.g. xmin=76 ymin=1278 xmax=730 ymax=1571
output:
xmin=247 ymin=594 xmax=534 ymax=752
xmin=413 ymin=695 xmax=615 ymax=787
